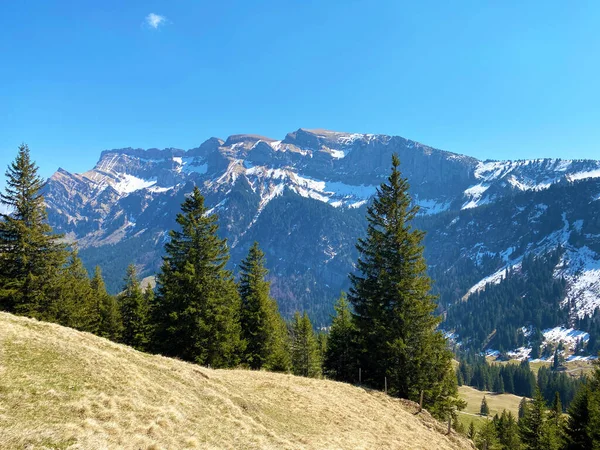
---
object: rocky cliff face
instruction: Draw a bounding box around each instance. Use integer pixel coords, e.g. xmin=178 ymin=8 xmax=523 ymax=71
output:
xmin=43 ymin=129 xmax=600 ymax=348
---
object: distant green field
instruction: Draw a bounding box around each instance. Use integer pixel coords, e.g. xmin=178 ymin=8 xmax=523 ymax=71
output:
xmin=457 ymin=385 xmax=524 ymax=431
xmin=485 ymin=356 xmax=594 ymax=377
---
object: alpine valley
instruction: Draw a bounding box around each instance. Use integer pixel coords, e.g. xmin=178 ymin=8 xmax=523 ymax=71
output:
xmin=43 ymin=128 xmax=600 ymax=358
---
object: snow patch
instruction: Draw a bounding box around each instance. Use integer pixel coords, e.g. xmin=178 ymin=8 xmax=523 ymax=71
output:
xmin=543 ymin=326 xmax=589 ymax=346
xmin=567 ymin=169 xmax=600 ymax=182
xmin=113 ymin=174 xmax=157 ymax=194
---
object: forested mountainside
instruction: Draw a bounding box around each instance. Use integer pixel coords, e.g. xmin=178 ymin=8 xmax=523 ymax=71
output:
xmin=43 ymin=128 xmax=600 ymax=355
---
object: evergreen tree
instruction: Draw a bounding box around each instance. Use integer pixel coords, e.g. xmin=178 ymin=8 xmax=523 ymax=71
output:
xmin=564 ymin=384 xmax=593 ymax=450
xmin=150 ymin=187 xmax=242 ymax=367
xmin=480 ymin=396 xmax=490 ymax=416
xmin=496 ymin=410 xmax=521 ymax=450
xmin=468 ymin=421 xmax=476 ymax=440
xmin=91 ymin=266 xmax=122 ymax=341
xmin=290 ymin=311 xmax=321 ymax=378
xmin=518 ymin=397 xmax=527 ymax=419
xmin=564 ymin=359 xmax=600 ymax=449
xmin=239 ymin=242 xmax=283 ymax=370
xmin=518 ymin=388 xmax=560 ymax=450
xmin=54 ymin=250 xmax=96 ymax=331
xmin=348 ymin=154 xmax=460 ymax=418
xmin=475 ymin=419 xmax=501 ymax=450
xmin=265 ymin=312 xmax=292 ymax=372
xmin=323 ymin=292 xmax=356 ymax=382
xmin=0 ymin=144 xmax=66 ymax=318
xmin=119 ymin=264 xmax=150 ymax=351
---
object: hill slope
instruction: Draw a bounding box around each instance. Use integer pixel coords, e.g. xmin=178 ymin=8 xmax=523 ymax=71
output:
xmin=0 ymin=313 xmax=473 ymax=450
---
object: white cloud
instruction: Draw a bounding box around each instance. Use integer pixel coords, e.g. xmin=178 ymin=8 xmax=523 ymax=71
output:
xmin=145 ymin=13 xmax=167 ymax=29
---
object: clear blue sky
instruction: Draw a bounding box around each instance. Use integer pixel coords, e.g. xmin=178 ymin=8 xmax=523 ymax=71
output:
xmin=1 ymin=0 xmax=600 ymax=188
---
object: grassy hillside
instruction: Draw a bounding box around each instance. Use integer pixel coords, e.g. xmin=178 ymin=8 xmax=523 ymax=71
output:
xmin=0 ymin=313 xmax=473 ymax=450
xmin=457 ymin=385 xmax=524 ymax=430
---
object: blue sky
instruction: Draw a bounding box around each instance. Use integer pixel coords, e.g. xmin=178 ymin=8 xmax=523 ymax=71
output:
xmin=1 ymin=1 xmax=600 ymax=187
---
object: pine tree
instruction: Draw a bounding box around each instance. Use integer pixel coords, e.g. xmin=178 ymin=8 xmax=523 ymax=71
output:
xmin=564 ymin=385 xmax=593 ymax=450
xmin=348 ymin=154 xmax=460 ymax=418
xmin=480 ymin=396 xmax=490 ymax=416
xmin=91 ymin=266 xmax=122 ymax=341
xmin=496 ymin=410 xmax=521 ymax=450
xmin=518 ymin=397 xmax=527 ymax=419
xmin=150 ymin=187 xmax=242 ymax=367
xmin=0 ymin=144 xmax=66 ymax=318
xmin=239 ymin=242 xmax=284 ymax=370
xmin=265 ymin=312 xmax=292 ymax=372
xmin=119 ymin=264 xmax=150 ymax=351
xmin=518 ymin=388 xmax=559 ymax=450
xmin=468 ymin=421 xmax=476 ymax=440
xmin=323 ymin=292 xmax=356 ymax=382
xmin=475 ymin=419 xmax=500 ymax=450
xmin=291 ymin=311 xmax=321 ymax=378
xmin=54 ymin=250 xmax=96 ymax=331
xmin=564 ymin=360 xmax=600 ymax=449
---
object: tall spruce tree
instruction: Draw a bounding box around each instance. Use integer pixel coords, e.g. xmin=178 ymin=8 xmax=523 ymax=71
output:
xmin=290 ymin=311 xmax=322 ymax=378
xmin=151 ymin=187 xmax=242 ymax=367
xmin=323 ymin=292 xmax=356 ymax=382
xmin=239 ymin=242 xmax=285 ymax=370
xmin=348 ymin=154 xmax=460 ymax=418
xmin=496 ymin=410 xmax=521 ymax=450
xmin=119 ymin=264 xmax=150 ymax=351
xmin=0 ymin=144 xmax=66 ymax=318
xmin=518 ymin=388 xmax=560 ymax=450
xmin=91 ymin=266 xmax=123 ymax=341
xmin=564 ymin=359 xmax=600 ymax=449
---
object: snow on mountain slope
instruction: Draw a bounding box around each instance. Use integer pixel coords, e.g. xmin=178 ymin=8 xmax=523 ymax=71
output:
xmin=41 ymin=128 xmax=600 ymax=337
xmin=462 ymin=159 xmax=600 ymax=209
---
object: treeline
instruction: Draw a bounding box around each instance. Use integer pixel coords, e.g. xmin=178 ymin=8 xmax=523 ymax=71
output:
xmin=467 ymin=362 xmax=600 ymax=450
xmin=0 ymin=147 xmax=462 ymax=419
xmin=445 ymin=248 xmax=568 ymax=354
xmin=457 ymin=356 xmax=584 ymax=409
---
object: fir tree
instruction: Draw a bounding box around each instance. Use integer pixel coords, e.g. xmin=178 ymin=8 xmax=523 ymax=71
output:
xmin=150 ymin=187 xmax=242 ymax=367
xmin=239 ymin=242 xmax=284 ymax=370
xmin=119 ymin=264 xmax=150 ymax=351
xmin=518 ymin=397 xmax=527 ymax=419
xmin=518 ymin=388 xmax=560 ymax=450
xmin=265 ymin=312 xmax=292 ymax=372
xmin=348 ymin=154 xmax=460 ymax=418
xmin=54 ymin=250 xmax=96 ymax=332
xmin=91 ymin=266 xmax=123 ymax=341
xmin=480 ymin=396 xmax=490 ymax=416
xmin=290 ymin=311 xmax=321 ymax=378
xmin=0 ymin=144 xmax=66 ymax=317
xmin=564 ymin=385 xmax=592 ymax=450
xmin=467 ymin=421 xmax=476 ymax=440
xmin=564 ymin=360 xmax=600 ymax=449
xmin=475 ymin=419 xmax=500 ymax=450
xmin=496 ymin=410 xmax=521 ymax=450
xmin=323 ymin=292 xmax=356 ymax=382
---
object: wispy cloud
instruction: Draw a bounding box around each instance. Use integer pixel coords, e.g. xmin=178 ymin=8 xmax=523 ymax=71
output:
xmin=145 ymin=13 xmax=167 ymax=30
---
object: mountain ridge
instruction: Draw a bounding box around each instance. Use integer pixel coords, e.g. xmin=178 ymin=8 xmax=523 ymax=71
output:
xmin=40 ymin=128 xmax=600 ymax=357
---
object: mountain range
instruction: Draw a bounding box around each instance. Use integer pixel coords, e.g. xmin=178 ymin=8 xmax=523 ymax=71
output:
xmin=42 ymin=128 xmax=600 ymax=356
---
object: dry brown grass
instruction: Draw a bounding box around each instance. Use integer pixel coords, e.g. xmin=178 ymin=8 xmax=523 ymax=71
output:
xmin=458 ymin=385 xmax=523 ymax=418
xmin=0 ymin=312 xmax=474 ymax=450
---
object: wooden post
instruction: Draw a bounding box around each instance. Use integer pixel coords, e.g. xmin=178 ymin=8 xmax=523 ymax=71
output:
xmin=447 ymin=414 xmax=452 ymax=435
xmin=384 ymin=377 xmax=387 ymax=394
xmin=419 ymin=390 xmax=424 ymax=412
xmin=359 ymin=368 xmax=362 ymax=384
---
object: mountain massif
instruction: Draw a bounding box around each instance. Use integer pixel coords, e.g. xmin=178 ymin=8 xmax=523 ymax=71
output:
xmin=42 ymin=128 xmax=600 ymax=356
